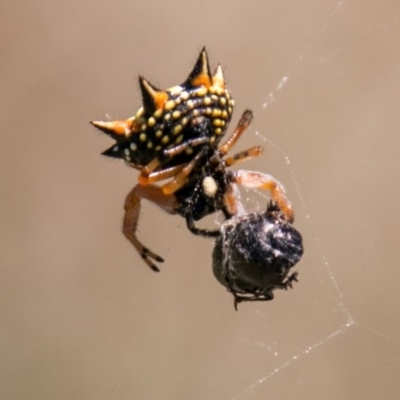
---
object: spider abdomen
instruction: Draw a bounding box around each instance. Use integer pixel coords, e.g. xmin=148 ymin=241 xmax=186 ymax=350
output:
xmin=92 ymin=48 xmax=234 ymax=169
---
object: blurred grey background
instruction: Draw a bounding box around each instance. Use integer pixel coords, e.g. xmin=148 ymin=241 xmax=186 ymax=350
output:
xmin=1 ymin=1 xmax=400 ymax=399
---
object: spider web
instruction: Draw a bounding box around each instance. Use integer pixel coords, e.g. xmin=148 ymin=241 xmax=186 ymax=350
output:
xmin=2 ymin=1 xmax=400 ymax=399
xmin=82 ymin=0 xmax=400 ymax=398
xmin=218 ymin=2 xmax=400 ymax=398
xmin=135 ymin=1 xmax=400 ymax=399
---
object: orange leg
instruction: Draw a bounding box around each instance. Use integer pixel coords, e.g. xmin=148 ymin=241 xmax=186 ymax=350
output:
xmin=139 ymin=137 xmax=210 ymax=186
xmin=139 ymin=164 xmax=184 ymax=186
xmin=222 ymin=184 xmax=243 ymax=217
xmin=160 ymin=112 xmax=256 ymax=196
xmin=140 ymin=157 xmax=163 ymax=179
xmin=232 ymin=170 xmax=294 ymax=222
xmin=123 ymin=184 xmax=178 ymax=272
xmin=161 ymin=147 xmax=208 ymax=195
xmin=218 ymin=110 xmax=253 ymax=157
xmin=223 ymin=145 xmax=263 ymax=168
xmin=162 ymin=137 xmax=209 ymax=158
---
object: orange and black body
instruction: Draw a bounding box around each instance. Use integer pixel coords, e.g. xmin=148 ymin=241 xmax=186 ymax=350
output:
xmin=92 ymin=48 xmax=234 ymax=170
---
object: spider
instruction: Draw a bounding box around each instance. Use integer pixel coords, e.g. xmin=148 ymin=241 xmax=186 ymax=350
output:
xmin=212 ymin=202 xmax=303 ymax=310
xmin=91 ymin=48 xmax=295 ymax=271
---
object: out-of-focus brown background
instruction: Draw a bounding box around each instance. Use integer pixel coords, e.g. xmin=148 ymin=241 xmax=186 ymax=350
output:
xmin=1 ymin=1 xmax=400 ymax=399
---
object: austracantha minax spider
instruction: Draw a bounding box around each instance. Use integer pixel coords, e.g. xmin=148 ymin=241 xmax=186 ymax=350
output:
xmin=91 ymin=48 xmax=300 ymax=280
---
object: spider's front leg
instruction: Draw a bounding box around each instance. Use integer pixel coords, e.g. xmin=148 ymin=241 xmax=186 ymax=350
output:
xmin=232 ymin=170 xmax=295 ymax=222
xmin=138 ymin=137 xmax=210 ymax=188
xmin=123 ymin=184 xmax=178 ymax=272
xmin=185 ymin=214 xmax=220 ymax=238
xmin=217 ymin=109 xmax=254 ymax=156
xmin=127 ymin=141 xmax=211 ymax=267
